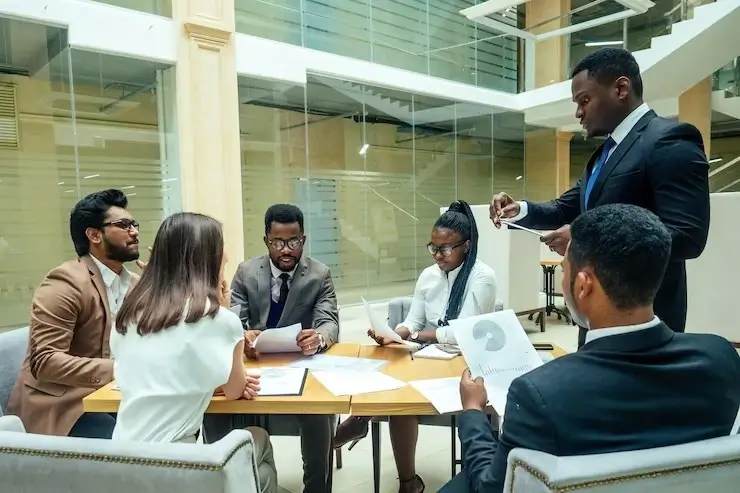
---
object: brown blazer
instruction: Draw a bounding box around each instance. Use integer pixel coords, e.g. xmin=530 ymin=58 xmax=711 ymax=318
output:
xmin=6 ymin=255 xmax=137 ymax=436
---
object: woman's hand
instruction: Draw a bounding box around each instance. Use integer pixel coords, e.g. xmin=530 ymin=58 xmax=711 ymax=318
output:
xmin=243 ymin=373 xmax=261 ymax=400
xmin=367 ymin=329 xmax=395 ymax=346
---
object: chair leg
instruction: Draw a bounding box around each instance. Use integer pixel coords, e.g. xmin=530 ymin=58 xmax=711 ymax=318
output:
xmin=335 ymin=446 xmax=343 ymax=469
xmin=372 ymin=421 xmax=381 ymax=493
xmin=450 ymin=415 xmax=457 ymax=478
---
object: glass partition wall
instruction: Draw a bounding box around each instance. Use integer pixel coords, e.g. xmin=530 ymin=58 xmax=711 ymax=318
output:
xmin=0 ymin=17 xmax=176 ymax=330
xmin=238 ymin=74 xmax=525 ymax=305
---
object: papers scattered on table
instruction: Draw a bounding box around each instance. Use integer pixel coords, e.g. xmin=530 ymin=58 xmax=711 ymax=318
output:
xmin=252 ymin=323 xmax=302 ymax=353
xmin=288 ymin=354 xmax=387 ymax=373
xmin=363 ymin=298 xmax=419 ymax=349
xmin=247 ymin=367 xmax=307 ymax=396
xmin=413 ymin=344 xmax=460 ymax=360
xmin=312 ymin=371 xmax=407 ymax=396
xmin=408 ymin=377 xmax=462 ymax=414
xmin=451 ymin=310 xmax=543 ymax=415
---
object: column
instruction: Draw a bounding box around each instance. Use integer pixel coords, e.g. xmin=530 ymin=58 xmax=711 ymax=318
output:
xmin=171 ymin=0 xmax=244 ymax=278
xmin=678 ymin=0 xmax=713 ymax=159
xmin=523 ymin=0 xmax=573 ymax=201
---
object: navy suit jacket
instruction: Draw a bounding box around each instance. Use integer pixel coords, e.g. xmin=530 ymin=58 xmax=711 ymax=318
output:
xmin=443 ymin=324 xmax=740 ymax=493
xmin=517 ymin=111 xmax=710 ymax=334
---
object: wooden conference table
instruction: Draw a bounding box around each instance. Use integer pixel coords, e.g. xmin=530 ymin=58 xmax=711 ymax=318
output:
xmin=83 ymin=342 xmax=567 ymax=415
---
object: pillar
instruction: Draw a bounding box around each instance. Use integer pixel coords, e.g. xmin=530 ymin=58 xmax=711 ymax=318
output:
xmin=523 ymin=0 xmax=573 ymax=201
xmin=678 ymin=0 xmax=713 ymax=159
xmin=171 ymin=0 xmax=244 ymax=278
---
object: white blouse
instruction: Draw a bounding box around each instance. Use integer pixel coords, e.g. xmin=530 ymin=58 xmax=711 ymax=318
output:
xmin=398 ymin=259 xmax=497 ymax=344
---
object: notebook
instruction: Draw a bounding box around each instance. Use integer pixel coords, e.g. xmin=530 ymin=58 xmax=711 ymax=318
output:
xmin=413 ymin=344 xmax=460 ymax=360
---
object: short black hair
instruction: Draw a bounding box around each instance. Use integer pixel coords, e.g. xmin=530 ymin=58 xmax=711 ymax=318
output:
xmin=434 ymin=200 xmax=479 ymax=323
xmin=571 ymin=47 xmax=643 ymax=98
xmin=70 ymin=189 xmax=128 ymax=257
xmin=264 ymin=204 xmax=304 ymax=234
xmin=568 ymin=204 xmax=671 ymax=310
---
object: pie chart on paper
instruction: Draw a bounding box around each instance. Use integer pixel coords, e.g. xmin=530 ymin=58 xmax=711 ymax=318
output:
xmin=472 ymin=319 xmax=507 ymax=352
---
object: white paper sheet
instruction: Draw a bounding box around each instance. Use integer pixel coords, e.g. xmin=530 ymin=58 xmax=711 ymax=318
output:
xmin=500 ymin=219 xmax=544 ymax=237
xmin=288 ymin=354 xmax=387 ymax=373
xmin=451 ymin=310 xmax=543 ymax=415
xmin=362 ymin=297 xmax=419 ymax=348
xmin=247 ymin=367 xmax=307 ymax=396
xmin=252 ymin=323 xmax=302 ymax=353
xmin=312 ymin=371 xmax=407 ymax=396
xmin=409 ymin=377 xmax=463 ymax=414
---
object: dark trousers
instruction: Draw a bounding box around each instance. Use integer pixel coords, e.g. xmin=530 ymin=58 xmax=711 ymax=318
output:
xmin=69 ymin=412 xmax=116 ymax=439
xmin=203 ymin=413 xmax=333 ymax=493
xmin=440 ymin=471 xmax=469 ymax=493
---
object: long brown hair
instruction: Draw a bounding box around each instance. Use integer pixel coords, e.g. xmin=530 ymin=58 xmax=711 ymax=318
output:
xmin=116 ymin=212 xmax=223 ymax=335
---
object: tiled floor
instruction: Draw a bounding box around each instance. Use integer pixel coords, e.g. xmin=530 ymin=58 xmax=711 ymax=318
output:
xmin=273 ymin=303 xmax=579 ymax=493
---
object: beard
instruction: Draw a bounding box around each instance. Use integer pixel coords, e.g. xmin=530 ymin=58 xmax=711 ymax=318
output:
xmin=103 ymin=235 xmax=140 ymax=263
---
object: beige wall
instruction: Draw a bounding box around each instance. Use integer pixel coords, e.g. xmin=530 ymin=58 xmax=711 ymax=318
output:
xmin=0 ymin=72 xmax=162 ymax=329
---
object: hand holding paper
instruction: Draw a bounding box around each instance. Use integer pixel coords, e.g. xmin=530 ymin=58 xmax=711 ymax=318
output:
xmin=363 ymin=298 xmax=418 ymax=348
xmin=252 ymin=323 xmax=302 ymax=353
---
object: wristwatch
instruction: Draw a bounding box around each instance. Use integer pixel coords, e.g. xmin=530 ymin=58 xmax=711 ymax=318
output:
xmin=317 ymin=334 xmax=327 ymax=352
xmin=410 ymin=331 xmax=420 ymax=341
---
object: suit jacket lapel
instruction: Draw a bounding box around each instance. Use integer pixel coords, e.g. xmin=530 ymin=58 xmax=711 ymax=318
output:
xmin=257 ymin=256 xmax=272 ymax=328
xmin=81 ymin=255 xmax=111 ymax=338
xmin=587 ymin=111 xmax=656 ymax=209
xmin=278 ymin=256 xmax=308 ymax=328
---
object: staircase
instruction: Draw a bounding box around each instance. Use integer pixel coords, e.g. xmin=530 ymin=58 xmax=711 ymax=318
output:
xmin=523 ymin=0 xmax=740 ymax=129
xmin=712 ymin=89 xmax=740 ymax=119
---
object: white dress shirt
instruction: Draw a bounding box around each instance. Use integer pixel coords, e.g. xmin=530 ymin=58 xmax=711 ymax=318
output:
xmin=399 ymin=259 xmax=497 ymax=344
xmin=91 ymin=254 xmax=132 ymax=316
xmin=269 ymin=260 xmax=297 ymax=304
xmin=584 ymin=316 xmax=660 ymax=345
xmin=512 ymin=103 xmax=651 ymax=221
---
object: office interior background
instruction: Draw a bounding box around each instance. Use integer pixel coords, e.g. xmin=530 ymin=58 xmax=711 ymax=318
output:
xmin=1 ymin=0 xmax=739 ymax=330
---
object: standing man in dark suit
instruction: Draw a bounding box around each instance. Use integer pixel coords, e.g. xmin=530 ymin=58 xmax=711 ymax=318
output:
xmin=202 ymin=204 xmax=339 ymax=493
xmin=491 ymin=48 xmax=710 ymax=346
xmin=441 ymin=204 xmax=740 ymax=493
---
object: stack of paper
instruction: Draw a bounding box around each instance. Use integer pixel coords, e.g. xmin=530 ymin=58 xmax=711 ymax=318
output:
xmin=413 ymin=345 xmax=459 ymax=360
xmin=312 ymin=371 xmax=407 ymax=396
xmin=408 ymin=377 xmax=462 ymax=414
xmin=248 ymin=367 xmax=308 ymax=396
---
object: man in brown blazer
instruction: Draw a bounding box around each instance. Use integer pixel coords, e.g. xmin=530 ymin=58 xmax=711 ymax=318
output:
xmin=203 ymin=204 xmax=339 ymax=493
xmin=7 ymin=189 xmax=141 ymax=438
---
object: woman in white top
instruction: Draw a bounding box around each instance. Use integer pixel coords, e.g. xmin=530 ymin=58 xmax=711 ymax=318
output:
xmin=110 ymin=212 xmax=277 ymax=493
xmin=335 ymin=200 xmax=497 ymax=493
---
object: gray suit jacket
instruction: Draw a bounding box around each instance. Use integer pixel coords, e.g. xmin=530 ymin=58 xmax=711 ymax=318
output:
xmin=231 ymin=254 xmax=339 ymax=346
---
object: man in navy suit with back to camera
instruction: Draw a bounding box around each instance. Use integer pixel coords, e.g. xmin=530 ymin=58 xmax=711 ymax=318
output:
xmin=491 ymin=47 xmax=710 ymax=346
xmin=441 ymin=204 xmax=740 ymax=493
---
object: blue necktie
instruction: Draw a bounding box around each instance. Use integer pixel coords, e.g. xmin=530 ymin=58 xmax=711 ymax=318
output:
xmin=584 ymin=137 xmax=615 ymax=210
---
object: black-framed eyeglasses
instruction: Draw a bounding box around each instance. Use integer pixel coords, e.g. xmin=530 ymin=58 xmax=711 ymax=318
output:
xmin=268 ymin=238 xmax=304 ymax=251
xmin=102 ymin=219 xmax=139 ymax=231
xmin=427 ymin=241 xmax=465 ymax=257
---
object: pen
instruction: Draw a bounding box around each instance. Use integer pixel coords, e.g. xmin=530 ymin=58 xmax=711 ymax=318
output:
xmin=409 ymin=350 xmax=414 ymax=361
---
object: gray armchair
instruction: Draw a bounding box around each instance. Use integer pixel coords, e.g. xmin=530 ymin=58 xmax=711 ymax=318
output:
xmin=0 ymin=326 xmax=29 ymax=415
xmin=505 ymin=435 xmax=740 ymax=492
xmin=0 ymin=415 xmax=263 ymax=493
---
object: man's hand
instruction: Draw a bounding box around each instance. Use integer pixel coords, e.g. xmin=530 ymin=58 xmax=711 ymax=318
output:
xmin=490 ymin=193 xmax=521 ymax=229
xmin=243 ymin=330 xmax=261 ymax=360
xmin=460 ymin=368 xmax=488 ymax=411
xmin=243 ymin=373 xmax=261 ymax=400
xmin=541 ymin=225 xmax=571 ymax=256
xmin=135 ymin=246 xmax=152 ymax=271
xmin=367 ymin=329 xmax=395 ymax=346
xmin=297 ymin=329 xmax=320 ymax=356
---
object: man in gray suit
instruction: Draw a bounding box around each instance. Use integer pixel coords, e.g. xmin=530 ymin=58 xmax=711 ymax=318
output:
xmin=203 ymin=204 xmax=339 ymax=493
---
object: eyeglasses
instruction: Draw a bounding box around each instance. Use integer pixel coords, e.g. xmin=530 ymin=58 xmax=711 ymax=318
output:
xmin=427 ymin=241 xmax=465 ymax=257
xmin=268 ymin=238 xmax=303 ymax=251
xmin=102 ymin=219 xmax=139 ymax=231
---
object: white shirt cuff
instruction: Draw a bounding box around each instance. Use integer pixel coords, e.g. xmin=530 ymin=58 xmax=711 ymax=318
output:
xmin=509 ymin=201 xmax=528 ymax=222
